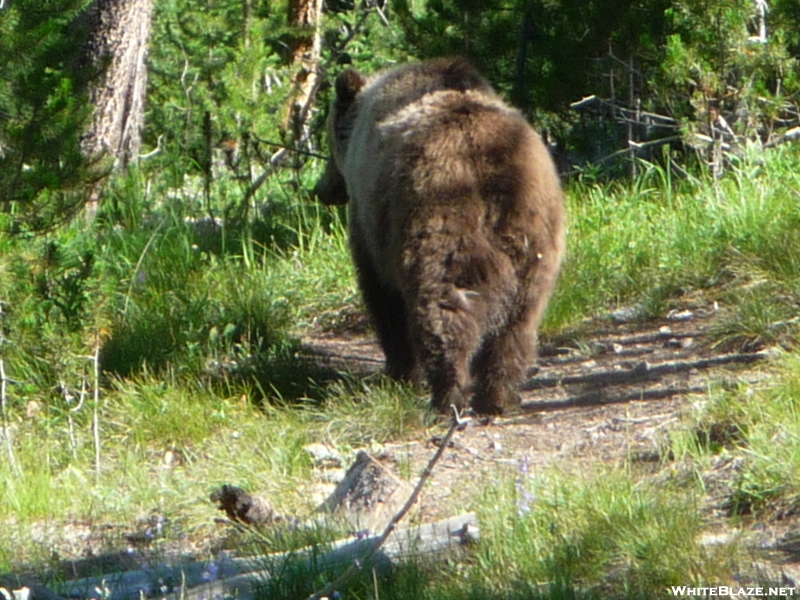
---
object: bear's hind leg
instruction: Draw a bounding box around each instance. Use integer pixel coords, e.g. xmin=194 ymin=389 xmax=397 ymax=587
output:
xmin=413 ymin=289 xmax=484 ymax=413
xmin=470 ymin=323 xmax=533 ymax=415
xmin=471 ymin=254 xmax=562 ymax=414
xmin=351 ymin=233 xmax=418 ymax=381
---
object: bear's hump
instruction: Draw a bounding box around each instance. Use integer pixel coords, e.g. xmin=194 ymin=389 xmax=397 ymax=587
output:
xmin=360 ymin=58 xmax=498 ymax=121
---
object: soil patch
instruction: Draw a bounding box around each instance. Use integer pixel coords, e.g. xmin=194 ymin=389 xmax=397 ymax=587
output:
xmin=301 ymin=299 xmax=771 ymax=522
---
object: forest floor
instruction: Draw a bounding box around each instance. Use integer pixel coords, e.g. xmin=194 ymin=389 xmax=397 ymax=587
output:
xmin=303 ymin=292 xmax=763 ymax=520
xmin=8 ymin=293 xmax=800 ymax=594
xmin=301 ymin=293 xmax=800 ymax=587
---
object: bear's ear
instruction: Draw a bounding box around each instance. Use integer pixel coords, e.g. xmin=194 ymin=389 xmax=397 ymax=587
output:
xmin=441 ymin=57 xmax=488 ymax=92
xmin=335 ymin=69 xmax=366 ymax=104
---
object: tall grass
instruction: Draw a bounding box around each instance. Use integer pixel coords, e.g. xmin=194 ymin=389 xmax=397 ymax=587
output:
xmin=442 ymin=466 xmax=733 ymax=599
xmin=668 ymin=351 xmax=800 ymax=518
xmin=548 ymin=146 xmax=800 ymax=333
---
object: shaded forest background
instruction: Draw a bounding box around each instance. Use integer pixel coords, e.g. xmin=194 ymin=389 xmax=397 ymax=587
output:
xmin=1 ymin=0 xmax=799 ymax=232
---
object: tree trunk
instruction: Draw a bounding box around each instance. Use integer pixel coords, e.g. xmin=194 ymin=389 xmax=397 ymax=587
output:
xmin=79 ymin=0 xmax=154 ymax=173
xmin=282 ymin=0 xmax=324 ymax=150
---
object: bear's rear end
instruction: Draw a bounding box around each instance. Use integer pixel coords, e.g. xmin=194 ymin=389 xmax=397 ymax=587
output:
xmin=315 ymin=58 xmax=566 ymax=414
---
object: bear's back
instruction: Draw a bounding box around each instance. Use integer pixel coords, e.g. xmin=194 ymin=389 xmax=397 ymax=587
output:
xmin=357 ymin=57 xmax=497 ymax=125
xmin=342 ymin=60 xmax=562 ymax=292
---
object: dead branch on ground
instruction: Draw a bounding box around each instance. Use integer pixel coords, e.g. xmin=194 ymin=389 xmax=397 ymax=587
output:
xmin=305 ymin=409 xmax=465 ymax=600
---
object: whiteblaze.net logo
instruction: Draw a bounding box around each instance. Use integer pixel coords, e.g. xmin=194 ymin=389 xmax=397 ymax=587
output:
xmin=669 ymin=587 xmax=796 ymax=596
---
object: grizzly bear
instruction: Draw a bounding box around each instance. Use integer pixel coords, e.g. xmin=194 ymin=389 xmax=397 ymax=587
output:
xmin=314 ymin=57 xmax=566 ymax=414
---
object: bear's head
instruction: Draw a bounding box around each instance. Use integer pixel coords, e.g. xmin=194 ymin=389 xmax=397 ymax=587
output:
xmin=313 ymin=69 xmax=366 ymax=206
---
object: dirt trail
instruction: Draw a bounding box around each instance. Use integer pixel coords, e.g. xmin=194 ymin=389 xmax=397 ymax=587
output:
xmin=300 ymin=300 xmax=800 ymax=587
xmin=301 ymin=299 xmax=772 ymax=522
xmin=9 ymin=299 xmax=793 ymax=591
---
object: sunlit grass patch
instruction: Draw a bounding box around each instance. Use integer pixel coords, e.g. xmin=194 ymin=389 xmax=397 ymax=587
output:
xmin=720 ymin=356 xmax=800 ymax=516
xmin=0 ymin=373 xmax=432 ymax=570
xmin=0 ymin=374 xmax=313 ymax=568
xmin=548 ymin=148 xmax=800 ymax=335
xmin=446 ymin=465 xmax=732 ymax=598
xmin=667 ymin=351 xmax=800 ymax=517
xmin=710 ymin=280 xmax=800 ymax=351
xmin=306 ymin=376 xmax=431 ymax=448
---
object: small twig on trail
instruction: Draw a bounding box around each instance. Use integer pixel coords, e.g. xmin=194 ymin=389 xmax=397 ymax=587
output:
xmin=304 ymin=406 xmax=466 ymax=600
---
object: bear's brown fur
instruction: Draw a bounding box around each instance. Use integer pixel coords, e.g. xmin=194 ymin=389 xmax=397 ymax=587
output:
xmin=314 ymin=57 xmax=566 ymax=414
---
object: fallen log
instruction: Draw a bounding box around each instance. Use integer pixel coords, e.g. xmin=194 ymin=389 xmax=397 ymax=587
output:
xmin=61 ymin=512 xmax=479 ymax=600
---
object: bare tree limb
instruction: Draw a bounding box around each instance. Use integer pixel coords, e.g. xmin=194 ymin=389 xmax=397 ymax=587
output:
xmin=571 ymin=95 xmax=679 ymax=127
xmin=764 ymin=126 xmax=800 ymax=148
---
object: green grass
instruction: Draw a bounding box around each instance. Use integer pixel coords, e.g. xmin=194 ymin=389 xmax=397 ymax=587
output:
xmin=668 ymin=352 xmax=800 ymax=518
xmin=447 ymin=466 xmax=730 ymax=598
xmin=1 ymin=146 xmax=800 ymax=594
xmin=548 ymin=147 xmax=800 ymax=333
xmin=234 ymin=465 xmax=735 ymax=600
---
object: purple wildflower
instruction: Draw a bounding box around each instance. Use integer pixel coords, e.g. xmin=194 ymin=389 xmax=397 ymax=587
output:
xmin=515 ymin=456 xmax=536 ymax=516
xmin=202 ymin=561 xmax=219 ymax=582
